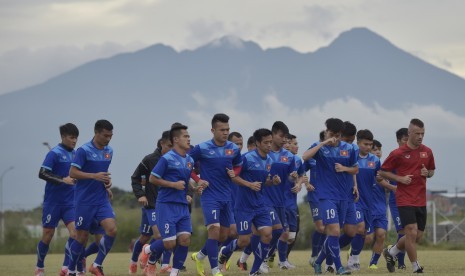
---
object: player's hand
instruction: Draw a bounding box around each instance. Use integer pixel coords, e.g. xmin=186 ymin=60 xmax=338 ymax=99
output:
xmin=291 ymin=183 xmax=302 ymax=193
xmin=138 ymin=196 xmax=148 ymax=206
xmin=306 ymin=182 xmax=315 ymax=192
xmin=302 ymin=175 xmax=309 ymax=184
xmin=194 ymin=185 xmax=204 ymax=195
xmin=290 ymin=171 xmax=298 ymax=180
xmin=353 ymin=186 xmax=360 ymax=202
xmin=335 ymin=163 xmax=346 ymax=173
xmin=323 ymin=137 xmax=337 ymax=145
xmin=420 ymin=164 xmax=429 ymax=177
xmin=398 ymin=175 xmax=414 ymax=185
xmin=173 ymin=180 xmax=186 ymax=190
xmin=272 ymin=175 xmax=281 ymax=185
xmin=63 ymin=176 xmax=76 ymax=185
xmin=226 ymin=167 xmax=235 ymax=178
xmin=104 ymin=180 xmax=112 ymax=189
xmin=186 ymin=195 xmax=193 ymax=204
xmin=198 ymin=179 xmax=209 ymax=190
xmin=248 ymin=181 xmax=261 ymax=191
xmin=107 ymin=189 xmax=113 ymax=200
xmin=94 ymin=172 xmax=111 ymax=183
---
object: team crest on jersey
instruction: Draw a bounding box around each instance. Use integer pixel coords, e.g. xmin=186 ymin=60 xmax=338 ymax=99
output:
xmin=104 ymin=153 xmax=111 ymax=159
xmin=340 ymin=150 xmax=349 ymax=157
xmin=266 ymin=164 xmax=271 ymax=171
xmin=187 ymin=162 xmax=192 ymax=169
xmin=280 ymin=156 xmax=288 ymax=162
xmin=225 ymin=149 xmax=234 ymax=155
xmin=368 ymin=161 xmax=375 ymax=168
xmin=404 ymin=155 xmax=411 ymax=159
xmin=420 ymin=152 xmax=428 ymax=158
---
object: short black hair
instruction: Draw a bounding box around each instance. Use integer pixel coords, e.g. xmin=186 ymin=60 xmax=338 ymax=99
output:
xmin=211 ymin=113 xmax=229 ymax=128
xmin=94 ymin=119 xmax=113 ymax=132
xmin=170 ymin=122 xmax=188 ymax=144
xmin=373 ymin=139 xmax=382 ymax=149
xmin=342 ymin=121 xmax=357 ymax=137
xmin=319 ymin=130 xmax=325 ymax=142
xmin=247 ymin=136 xmax=255 ymax=146
xmin=253 ymin=128 xmax=272 ymax=143
xmin=410 ymin=118 xmax=424 ymax=128
xmin=157 ymin=130 xmax=171 ymax=149
xmin=60 ymin=123 xmax=79 ymax=137
xmin=271 ymin=121 xmax=289 ymax=135
xmin=286 ymin=133 xmax=296 ymax=140
xmin=228 ymin=132 xmax=242 ymax=141
xmin=325 ymin=118 xmax=344 ymax=133
xmin=396 ymin=128 xmax=408 ymax=140
xmin=356 ymin=129 xmax=374 ymax=141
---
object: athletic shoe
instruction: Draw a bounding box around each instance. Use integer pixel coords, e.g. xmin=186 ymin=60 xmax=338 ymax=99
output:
xmin=383 ymin=247 xmax=396 ymax=273
xmin=59 ymin=267 xmax=68 ymax=276
xmin=346 ymin=263 xmax=360 ymax=271
xmin=259 ymin=262 xmax=269 ymax=274
xmin=369 ymin=264 xmax=378 ymax=270
xmin=225 ymin=258 xmax=232 ymax=271
xmin=237 ymin=259 xmax=248 ymax=271
xmin=413 ymin=266 xmax=424 ymax=273
xmin=129 ymin=262 xmax=138 ymax=274
xmin=159 ymin=264 xmax=172 ymax=273
xmin=278 ymin=260 xmax=296 ymax=270
xmin=143 ymin=263 xmax=156 ymax=276
xmin=35 ymin=267 xmax=45 ymax=276
xmin=336 ymin=267 xmax=352 ymax=275
xmin=249 ymin=271 xmax=262 ymax=276
xmin=309 ymin=256 xmax=317 ymax=267
xmin=89 ymin=265 xmax=105 ymax=276
xmin=398 ymin=264 xmax=407 ymax=270
xmin=67 ymin=273 xmax=76 ymax=276
xmin=139 ymin=244 xmax=150 ymax=269
xmin=268 ymin=253 xmax=275 ymax=268
xmin=314 ymin=263 xmax=322 ymax=275
xmin=325 ymin=264 xmax=335 ymax=273
xmin=213 ymin=272 xmax=223 ymax=276
xmin=218 ymin=246 xmax=228 ymax=272
xmin=180 ymin=265 xmax=187 ymax=272
xmin=191 ymin=252 xmax=205 ymax=276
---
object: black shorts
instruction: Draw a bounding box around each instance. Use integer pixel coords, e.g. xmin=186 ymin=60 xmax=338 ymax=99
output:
xmin=398 ymin=206 xmax=427 ymax=231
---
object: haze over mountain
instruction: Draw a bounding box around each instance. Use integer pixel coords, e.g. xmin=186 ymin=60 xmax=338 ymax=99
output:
xmin=1 ymin=27 xmax=464 ymax=210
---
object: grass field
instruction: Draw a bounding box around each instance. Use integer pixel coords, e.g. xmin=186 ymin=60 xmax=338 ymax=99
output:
xmin=3 ymin=250 xmax=464 ymax=275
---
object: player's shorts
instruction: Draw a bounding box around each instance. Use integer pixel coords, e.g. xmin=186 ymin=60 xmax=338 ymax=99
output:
xmin=398 ymin=206 xmax=427 ymax=231
xmin=285 ymin=207 xmax=299 ymax=232
xmin=228 ymin=201 xmax=236 ymax=225
xmin=201 ymin=200 xmax=231 ymax=227
xmin=234 ymin=207 xmax=271 ymax=235
xmin=75 ymin=201 xmax=115 ymax=231
xmin=319 ymin=199 xmax=349 ymax=227
xmin=268 ymin=206 xmax=288 ymax=229
xmin=369 ymin=214 xmax=388 ymax=234
xmin=156 ymin=202 xmax=192 ymax=240
xmin=354 ymin=206 xmax=373 ymax=232
xmin=89 ymin=219 xmax=105 ymax=235
xmin=42 ymin=204 xmax=75 ymax=228
xmin=344 ymin=201 xmax=357 ymax=225
xmin=308 ymin=201 xmax=322 ymax=222
xmin=139 ymin=208 xmax=157 ymax=236
xmin=389 ymin=192 xmax=403 ymax=232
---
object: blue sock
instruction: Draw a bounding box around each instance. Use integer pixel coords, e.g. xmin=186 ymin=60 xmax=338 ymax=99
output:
xmin=206 ymin=238 xmax=219 ymax=269
xmin=315 ymin=237 xmax=327 ymax=265
xmin=148 ymin=239 xmax=165 ymax=263
xmin=350 ymin=234 xmax=364 ymax=256
xmin=397 ymin=234 xmax=405 ymax=267
xmin=277 ymin=240 xmax=288 ymax=262
xmin=200 ymin=243 xmax=208 ymax=255
xmin=311 ymin=231 xmax=323 ymax=257
xmin=249 ymin=235 xmax=260 ymax=253
xmin=172 ymin=245 xmax=188 ymax=270
xmin=36 ymin=240 xmax=49 ymax=268
xmin=327 ymin=235 xmax=342 ymax=270
xmin=84 ymin=242 xmax=99 ymax=258
xmin=268 ymin=228 xmax=283 ymax=258
xmin=250 ymin=241 xmax=270 ymax=274
xmin=68 ymin=240 xmax=84 ymax=272
xmin=94 ymin=235 xmax=115 ymax=266
xmin=131 ymin=239 xmax=143 ymax=263
xmin=162 ymin=249 xmax=172 ymax=265
xmin=222 ymin=239 xmax=238 ymax=258
xmin=339 ymin=233 xmax=353 ymax=249
xmin=63 ymin=238 xmax=74 ymax=267
xmin=370 ymin=253 xmax=381 ymax=265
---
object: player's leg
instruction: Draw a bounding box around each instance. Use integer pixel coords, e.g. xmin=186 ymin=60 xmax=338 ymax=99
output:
xmin=277 ymin=207 xmax=294 ymax=269
xmin=166 ymin=205 xmax=192 ymax=276
xmin=60 ymin=206 xmax=76 ymax=276
xmin=309 ymin=201 xmax=325 ymax=266
xmin=264 ymin=207 xmax=284 ymax=269
xmin=131 ymin=208 xmax=153 ymax=273
xmin=348 ymin=208 xmax=369 ymax=270
xmin=36 ymin=204 xmax=60 ymax=275
xmin=389 ymin=192 xmax=406 ymax=269
xmin=249 ymin=209 xmax=272 ymax=275
xmin=286 ymin=206 xmax=299 ymax=259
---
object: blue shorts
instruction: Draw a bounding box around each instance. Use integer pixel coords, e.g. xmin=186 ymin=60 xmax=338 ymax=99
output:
xmin=344 ymin=201 xmax=357 ymax=225
xmin=228 ymin=201 xmax=236 ymax=225
xmin=354 ymin=206 xmax=373 ymax=231
xmin=319 ymin=199 xmax=348 ymax=227
xmin=285 ymin=207 xmax=298 ymax=232
xmin=156 ymin=202 xmax=192 ymax=240
xmin=75 ymin=201 xmax=115 ymax=231
xmin=42 ymin=204 xmax=75 ymax=228
xmin=308 ymin=201 xmax=322 ymax=222
xmin=389 ymin=192 xmax=403 ymax=232
xmin=235 ymin=207 xmax=271 ymax=235
xmin=369 ymin=214 xmax=388 ymax=234
xmin=201 ymin=200 xmax=231 ymax=227
xmin=89 ymin=219 xmax=105 ymax=235
xmin=140 ymin=208 xmax=157 ymax=236
xmin=269 ymin=206 xmax=288 ymax=229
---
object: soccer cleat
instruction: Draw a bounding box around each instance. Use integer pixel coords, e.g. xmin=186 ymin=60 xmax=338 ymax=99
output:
xmin=213 ymin=272 xmax=224 ymax=276
xmin=326 ymin=264 xmax=336 ymax=273
xmin=278 ymin=260 xmax=296 ymax=270
xmin=89 ymin=265 xmax=105 ymax=276
xmin=309 ymin=256 xmax=317 ymax=267
xmin=249 ymin=271 xmax=262 ymax=276
xmin=413 ymin=266 xmax=424 ymax=273
xmin=383 ymin=247 xmax=396 ymax=273
xmin=225 ymin=258 xmax=232 ymax=271
xmin=346 ymin=263 xmax=360 ymax=271
xmin=139 ymin=244 xmax=150 ymax=269
xmin=314 ymin=263 xmax=322 ymax=275
xmin=35 ymin=267 xmax=45 ymax=276
xmin=180 ymin=265 xmax=187 ymax=272
xmin=259 ymin=262 xmax=269 ymax=274
xmin=267 ymin=253 xmax=275 ymax=268
xmin=369 ymin=264 xmax=378 ymax=270
xmin=191 ymin=252 xmax=205 ymax=276
xmin=59 ymin=267 xmax=68 ymax=276
xmin=143 ymin=263 xmax=157 ymax=276
xmin=398 ymin=264 xmax=407 ymax=270
xmin=336 ymin=267 xmax=352 ymax=275
xmin=218 ymin=246 xmax=228 ymax=272
xmin=129 ymin=262 xmax=138 ymax=274
xmin=159 ymin=264 xmax=172 ymax=273
xmin=237 ymin=259 xmax=248 ymax=271
xmin=67 ymin=273 xmax=77 ymax=276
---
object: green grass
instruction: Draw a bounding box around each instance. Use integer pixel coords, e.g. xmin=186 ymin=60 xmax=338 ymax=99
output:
xmin=5 ymin=249 xmax=465 ymax=275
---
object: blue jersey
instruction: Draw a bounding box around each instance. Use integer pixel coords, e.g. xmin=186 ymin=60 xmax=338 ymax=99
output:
xmin=284 ymin=155 xmax=305 ymax=209
xmin=41 ymin=144 xmax=75 ymax=205
xmin=71 ymin=140 xmax=113 ymax=205
xmin=372 ymin=181 xmax=388 ymax=216
xmin=311 ymin=141 xmax=358 ymax=201
xmin=304 ymin=153 xmax=319 ymax=203
xmin=355 ymin=153 xmax=380 ymax=210
xmin=263 ymin=148 xmax=296 ymax=207
xmin=190 ymin=140 xmax=242 ymax=202
xmin=151 ymin=149 xmax=193 ymax=205
xmin=235 ymin=149 xmax=273 ymax=210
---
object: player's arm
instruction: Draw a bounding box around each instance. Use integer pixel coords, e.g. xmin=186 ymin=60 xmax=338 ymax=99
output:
xmin=302 ymin=138 xmax=334 ymax=161
xmin=231 ymin=175 xmax=261 ymax=191
xmin=38 ymin=167 xmax=75 ymax=185
xmin=69 ymin=166 xmax=111 ymax=183
xmin=149 ymin=174 xmax=185 ymax=190
xmin=378 ymin=170 xmax=413 ymax=185
xmin=335 ymin=163 xmax=359 ymax=175
xmin=376 ymin=176 xmax=397 ymax=192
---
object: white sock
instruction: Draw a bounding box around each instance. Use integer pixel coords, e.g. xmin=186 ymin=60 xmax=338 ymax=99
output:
xmin=161 ymin=263 xmax=170 ymax=268
xmin=240 ymin=252 xmax=250 ymax=263
xmin=389 ymin=245 xmax=401 ymax=256
xmin=354 ymin=254 xmax=360 ymax=263
xmin=169 ymin=268 xmax=179 ymax=276
xmin=212 ymin=267 xmax=220 ymax=275
xmin=130 ymin=260 xmax=137 ymax=264
xmin=197 ymin=251 xmax=206 ymax=260
xmin=412 ymin=261 xmax=421 ymax=271
xmin=144 ymin=245 xmax=152 ymax=255
xmin=61 ymin=266 xmax=68 ymax=270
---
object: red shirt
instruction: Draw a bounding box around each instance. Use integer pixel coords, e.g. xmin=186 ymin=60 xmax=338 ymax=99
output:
xmin=381 ymin=144 xmax=435 ymax=207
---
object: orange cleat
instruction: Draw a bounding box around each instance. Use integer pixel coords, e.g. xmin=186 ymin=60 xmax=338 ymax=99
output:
xmin=34 ymin=267 xmax=45 ymax=276
xmin=139 ymin=244 xmax=150 ymax=269
xmin=89 ymin=265 xmax=105 ymax=276
xmin=129 ymin=262 xmax=138 ymax=274
xmin=159 ymin=264 xmax=172 ymax=273
xmin=143 ymin=263 xmax=157 ymax=276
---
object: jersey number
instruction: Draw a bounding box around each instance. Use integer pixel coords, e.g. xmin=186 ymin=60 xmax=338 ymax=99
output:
xmin=77 ymin=216 xmax=83 ymax=227
xmin=212 ymin=210 xmax=217 ymax=220
xmin=45 ymin=214 xmax=52 ymax=224
xmin=270 ymin=211 xmax=275 ymax=221
xmin=152 ymin=212 xmax=156 ymax=221
xmin=326 ymin=209 xmax=336 ymax=219
xmin=165 ymin=223 xmax=170 ymax=234
xmin=142 ymin=224 xmax=151 ymax=234
xmin=239 ymin=221 xmax=249 ymax=231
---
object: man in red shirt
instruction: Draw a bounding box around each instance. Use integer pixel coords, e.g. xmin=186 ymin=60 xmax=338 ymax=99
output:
xmin=379 ymin=118 xmax=435 ymax=273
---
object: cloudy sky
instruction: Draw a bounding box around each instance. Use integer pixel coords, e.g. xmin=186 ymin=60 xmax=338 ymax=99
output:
xmin=1 ymin=0 xmax=465 ymax=95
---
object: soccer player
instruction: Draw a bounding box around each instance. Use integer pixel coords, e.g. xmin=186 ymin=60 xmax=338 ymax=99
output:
xmin=247 ymin=136 xmax=256 ymax=152
xmin=35 ymin=123 xmax=79 ymax=276
xmin=129 ymin=130 xmax=173 ymax=274
xmin=190 ymin=113 xmax=242 ymax=276
xmin=68 ymin=119 xmax=115 ymax=276
xmin=381 ymin=119 xmax=435 ymax=273
xmin=142 ymin=123 xmax=195 ymax=276
xmin=219 ymin=128 xmax=279 ymax=276
xmin=302 ymin=118 xmax=358 ymax=275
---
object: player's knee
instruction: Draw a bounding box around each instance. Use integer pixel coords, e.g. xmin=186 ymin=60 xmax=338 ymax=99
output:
xmin=139 ymin=235 xmax=150 ymax=244
xmin=237 ymin=237 xmax=250 ymax=248
xmin=164 ymin=240 xmax=177 ymax=250
xmin=42 ymin=228 xmax=55 ymax=243
xmin=106 ymin=225 xmax=117 ymax=237
xmin=178 ymin=234 xmax=191 ymax=247
xmin=316 ymin=224 xmax=325 ymax=234
xmin=364 ymin=235 xmax=373 ymax=245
